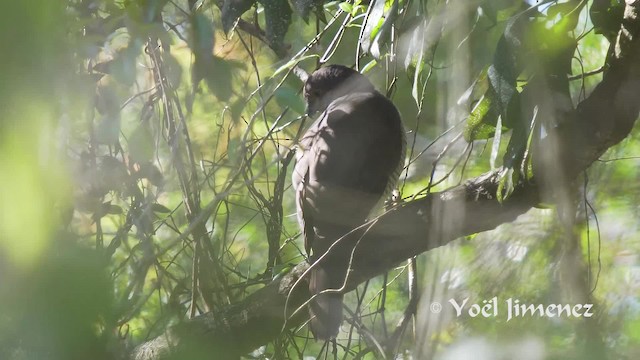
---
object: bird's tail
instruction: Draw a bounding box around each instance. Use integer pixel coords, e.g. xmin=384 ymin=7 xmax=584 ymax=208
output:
xmin=309 ymin=265 xmax=344 ymax=340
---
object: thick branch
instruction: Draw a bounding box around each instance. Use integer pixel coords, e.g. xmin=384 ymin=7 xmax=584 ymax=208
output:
xmin=130 ymin=2 xmax=640 ymax=359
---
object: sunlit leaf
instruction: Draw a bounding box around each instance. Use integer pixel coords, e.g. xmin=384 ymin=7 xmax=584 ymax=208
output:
xmin=457 ymin=69 xmax=489 ymax=110
xmin=497 ymin=167 xmax=516 ymax=203
xmin=490 ymin=116 xmax=503 ymax=169
xmin=401 ymin=18 xmax=427 ymax=106
xmin=463 ymin=95 xmax=499 ymax=141
xmin=360 ymin=0 xmax=398 ymax=58
xmin=339 ymin=1 xmax=353 ymax=14
xmin=272 ymin=54 xmax=318 ymax=77
xmin=402 ymin=18 xmax=426 ymax=72
xmin=272 ymin=263 xmax=294 ymax=280
xmin=546 ymin=0 xmax=584 ymax=34
xmin=360 ymin=59 xmax=377 ymax=74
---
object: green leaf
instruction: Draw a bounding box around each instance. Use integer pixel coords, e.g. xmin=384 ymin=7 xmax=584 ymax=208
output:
xmin=360 ymin=59 xmax=377 ymax=74
xmin=141 ymin=0 xmax=169 ymax=23
xmin=623 ymin=314 xmax=640 ymax=341
xmin=274 ymin=86 xmax=306 ymax=115
xmin=402 ymin=18 xmax=427 ymax=106
xmin=100 ymin=156 xmax=129 ymax=193
xmin=479 ymin=0 xmax=519 ymax=24
xmin=463 ymin=95 xmax=499 ymax=141
xmin=487 ymin=11 xmax=531 ymax=122
xmin=152 ymin=203 xmax=172 ymax=214
xmin=497 ymin=167 xmax=517 ymax=203
xmin=190 ymin=0 xmax=206 ymax=11
xmin=487 ymin=63 xmax=516 ymax=123
xmin=501 ymin=94 xmax=528 ymax=169
xmin=95 ymin=113 xmax=121 ymax=145
xmin=162 ymin=52 xmax=183 ymax=89
xmin=260 ymin=0 xmax=292 ymax=50
xmin=188 ymin=12 xmax=216 ymax=94
xmin=360 ymin=0 xmax=398 ymax=58
xmin=338 ymin=2 xmax=353 ymax=14
xmin=546 ymin=0 xmax=584 ymax=34
xmin=102 ymin=44 xmax=139 ymax=87
xmin=137 ymin=162 xmax=164 ymax=186
xmin=222 ymin=0 xmax=256 ymax=33
xmin=457 ymin=69 xmax=489 ymax=110
xmin=272 ymin=263 xmax=294 ymax=280
xmin=590 ymin=0 xmax=624 ymax=39
xmin=129 ymin=124 xmax=154 ymax=163
xmin=272 ymin=54 xmax=318 ymax=77
xmin=480 ymin=3 xmax=498 ymax=24
xmin=490 ymin=116 xmax=503 ymax=169
xmin=203 ymin=56 xmax=243 ymax=101
xmin=191 ymin=12 xmax=214 ymax=59
xmin=107 ymin=204 xmax=124 ymax=215
xmin=95 ymin=82 xmax=120 ymax=115
xmin=402 ymin=17 xmax=426 ymax=72
xmin=95 ymin=201 xmax=123 ymax=218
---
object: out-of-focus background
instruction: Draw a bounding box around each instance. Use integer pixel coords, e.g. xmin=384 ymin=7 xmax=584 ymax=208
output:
xmin=1 ymin=1 xmax=639 ymax=359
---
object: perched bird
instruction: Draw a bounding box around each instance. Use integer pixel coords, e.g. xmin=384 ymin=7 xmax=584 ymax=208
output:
xmin=292 ymin=65 xmax=405 ymax=340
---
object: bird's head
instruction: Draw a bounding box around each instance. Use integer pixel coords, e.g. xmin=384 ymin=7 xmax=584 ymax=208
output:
xmin=303 ymin=65 xmax=375 ymax=116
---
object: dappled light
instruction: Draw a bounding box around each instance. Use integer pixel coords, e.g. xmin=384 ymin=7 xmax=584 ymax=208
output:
xmin=1 ymin=1 xmax=640 ymax=360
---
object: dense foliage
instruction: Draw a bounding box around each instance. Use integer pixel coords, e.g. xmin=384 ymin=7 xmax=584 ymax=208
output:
xmin=1 ymin=0 xmax=639 ymax=359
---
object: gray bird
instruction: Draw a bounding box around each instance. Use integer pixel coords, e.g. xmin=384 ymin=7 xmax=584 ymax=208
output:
xmin=292 ymin=65 xmax=406 ymax=340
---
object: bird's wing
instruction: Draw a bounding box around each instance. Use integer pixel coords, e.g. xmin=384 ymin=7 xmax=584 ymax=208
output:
xmin=294 ymin=92 xmax=405 ymax=256
xmin=293 ymin=125 xmax=320 ymax=257
xmin=299 ymin=170 xmax=316 ymax=256
xmin=313 ymin=92 xmax=404 ymax=196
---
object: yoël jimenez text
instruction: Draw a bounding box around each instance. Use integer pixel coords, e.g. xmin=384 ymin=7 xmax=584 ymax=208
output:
xmin=449 ymin=297 xmax=594 ymax=321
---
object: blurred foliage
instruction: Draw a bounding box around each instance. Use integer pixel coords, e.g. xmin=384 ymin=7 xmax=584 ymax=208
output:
xmin=0 ymin=0 xmax=639 ymax=359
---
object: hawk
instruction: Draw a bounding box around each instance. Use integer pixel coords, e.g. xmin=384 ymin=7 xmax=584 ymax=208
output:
xmin=292 ymin=65 xmax=406 ymax=340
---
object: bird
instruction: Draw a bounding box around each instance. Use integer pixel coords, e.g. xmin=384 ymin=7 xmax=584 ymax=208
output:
xmin=292 ymin=65 xmax=405 ymax=340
